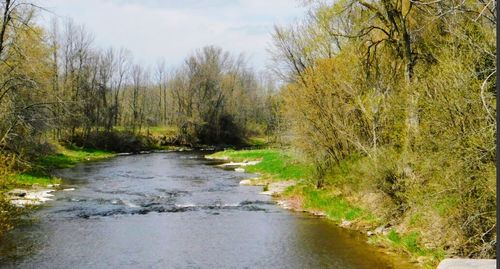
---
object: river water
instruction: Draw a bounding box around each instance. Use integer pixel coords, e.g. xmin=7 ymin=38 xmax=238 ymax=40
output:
xmin=0 ymin=152 xmax=417 ymax=269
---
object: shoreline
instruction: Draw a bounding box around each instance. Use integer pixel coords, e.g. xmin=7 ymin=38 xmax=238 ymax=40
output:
xmin=2 ymin=145 xmax=221 ymax=208
xmin=205 ymin=150 xmax=437 ymax=269
xmin=3 ymin=147 xmax=117 ymax=207
xmin=1 ymin=148 xmax=438 ymax=268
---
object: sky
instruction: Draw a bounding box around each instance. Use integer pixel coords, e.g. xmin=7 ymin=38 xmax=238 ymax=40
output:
xmin=40 ymin=0 xmax=306 ymax=71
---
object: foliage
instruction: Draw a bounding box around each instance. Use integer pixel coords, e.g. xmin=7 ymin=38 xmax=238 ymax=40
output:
xmin=167 ymin=46 xmax=274 ymax=145
xmin=272 ymin=0 xmax=496 ymax=259
xmin=68 ymin=130 xmax=160 ymax=153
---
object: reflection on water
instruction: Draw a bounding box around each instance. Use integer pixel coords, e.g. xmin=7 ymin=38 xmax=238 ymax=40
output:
xmin=0 ymin=152 xmax=417 ymax=269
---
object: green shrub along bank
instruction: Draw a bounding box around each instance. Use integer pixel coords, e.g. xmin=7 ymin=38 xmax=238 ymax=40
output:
xmin=67 ymin=127 xmax=264 ymax=153
xmin=270 ymin=0 xmax=495 ymax=263
xmin=208 ymin=148 xmax=449 ymax=268
xmin=67 ymin=130 xmax=166 ymax=153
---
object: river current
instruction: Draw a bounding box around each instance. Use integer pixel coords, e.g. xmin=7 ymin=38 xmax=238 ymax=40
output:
xmin=0 ymin=152 xmax=417 ymax=269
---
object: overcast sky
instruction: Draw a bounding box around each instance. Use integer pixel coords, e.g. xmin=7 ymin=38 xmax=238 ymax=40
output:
xmin=40 ymin=0 xmax=306 ymax=71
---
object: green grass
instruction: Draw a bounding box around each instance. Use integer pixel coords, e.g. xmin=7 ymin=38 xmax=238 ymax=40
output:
xmin=300 ymin=186 xmax=375 ymax=222
xmin=209 ymin=149 xmax=374 ymax=223
xmin=387 ymin=229 xmax=422 ymax=253
xmin=382 ymin=229 xmax=445 ymax=265
xmin=8 ymin=145 xmax=115 ymax=187
xmin=36 ymin=146 xmax=114 ymax=170
xmin=10 ymin=173 xmax=60 ymax=186
xmin=207 ymin=149 xmax=313 ymax=181
xmin=209 ymin=148 xmax=374 ymax=223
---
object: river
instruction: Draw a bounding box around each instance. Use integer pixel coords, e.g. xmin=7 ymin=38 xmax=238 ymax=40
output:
xmin=0 ymin=152 xmax=418 ymax=269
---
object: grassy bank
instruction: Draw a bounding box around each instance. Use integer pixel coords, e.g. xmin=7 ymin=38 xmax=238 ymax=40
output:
xmin=208 ymin=149 xmax=313 ymax=181
xmin=207 ymin=148 xmax=444 ymax=268
xmin=5 ymin=145 xmax=115 ymax=188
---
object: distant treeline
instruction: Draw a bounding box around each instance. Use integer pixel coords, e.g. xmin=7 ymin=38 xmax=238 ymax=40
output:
xmin=0 ymin=1 xmax=281 ymax=158
xmin=270 ymin=0 xmax=495 ymax=259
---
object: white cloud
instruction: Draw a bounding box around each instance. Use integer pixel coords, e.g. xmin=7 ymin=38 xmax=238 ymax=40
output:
xmin=39 ymin=0 xmax=305 ymax=71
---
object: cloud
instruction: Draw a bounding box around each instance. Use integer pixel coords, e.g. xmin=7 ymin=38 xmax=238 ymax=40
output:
xmin=40 ymin=0 xmax=305 ymax=71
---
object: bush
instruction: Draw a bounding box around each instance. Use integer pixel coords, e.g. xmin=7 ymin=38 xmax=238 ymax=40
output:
xmin=66 ymin=130 xmax=159 ymax=153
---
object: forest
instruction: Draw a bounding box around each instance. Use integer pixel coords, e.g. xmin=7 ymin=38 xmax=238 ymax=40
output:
xmin=0 ymin=0 xmax=496 ymax=266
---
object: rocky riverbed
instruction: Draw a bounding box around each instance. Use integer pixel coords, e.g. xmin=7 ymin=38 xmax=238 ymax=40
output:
xmin=6 ymin=186 xmax=76 ymax=207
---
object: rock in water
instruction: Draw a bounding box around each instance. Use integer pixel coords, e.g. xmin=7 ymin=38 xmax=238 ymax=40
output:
xmin=9 ymin=189 xmax=54 ymax=207
xmin=239 ymin=179 xmax=252 ymax=185
xmin=436 ymin=259 xmax=496 ymax=269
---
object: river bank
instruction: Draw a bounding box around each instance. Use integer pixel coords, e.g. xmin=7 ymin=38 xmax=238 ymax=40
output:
xmin=206 ymin=148 xmax=445 ymax=269
xmin=0 ymin=145 xmax=117 ymax=236
xmin=5 ymin=145 xmax=115 ymax=188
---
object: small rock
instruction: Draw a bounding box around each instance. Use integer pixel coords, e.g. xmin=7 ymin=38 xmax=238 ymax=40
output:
xmin=277 ymin=200 xmax=289 ymax=208
xmin=63 ymin=188 xmax=75 ymax=191
xmin=239 ymin=179 xmax=252 ymax=185
xmin=234 ymin=168 xmax=245 ymax=173
xmin=340 ymin=219 xmax=352 ymax=228
xmin=375 ymin=225 xmax=385 ymax=234
xmin=11 ymin=199 xmax=42 ymax=207
xmin=219 ymin=160 xmax=260 ymax=168
xmin=205 ymin=155 xmax=228 ymax=160
xmin=25 ymin=190 xmax=54 ymax=202
xmin=243 ymin=160 xmax=261 ymax=166
xmin=312 ymin=211 xmax=327 ymax=217
xmin=367 ymin=231 xmax=375 ymax=237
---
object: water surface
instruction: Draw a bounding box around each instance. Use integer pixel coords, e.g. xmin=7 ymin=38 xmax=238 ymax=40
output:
xmin=0 ymin=152 xmax=417 ymax=269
